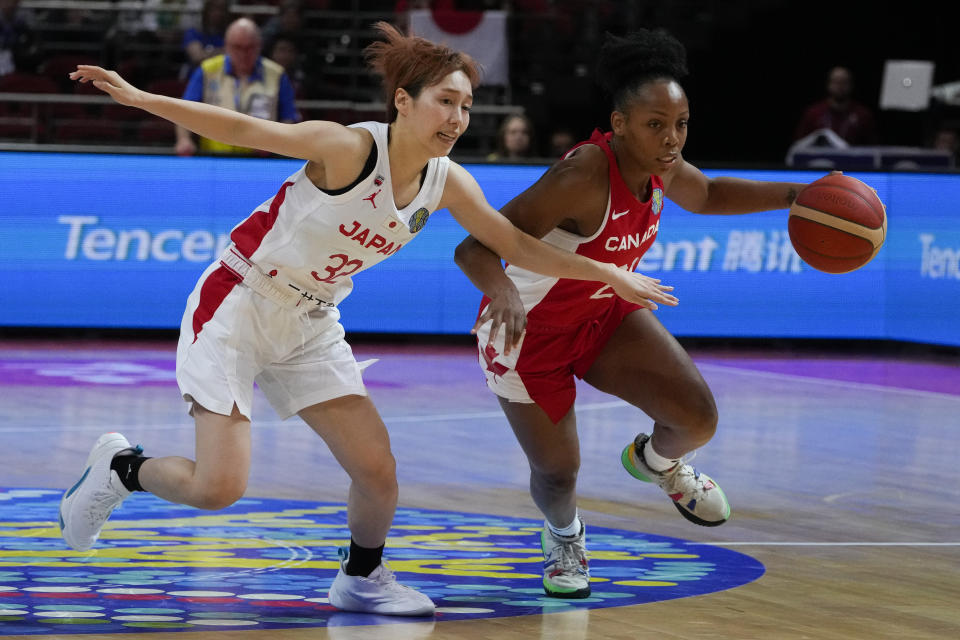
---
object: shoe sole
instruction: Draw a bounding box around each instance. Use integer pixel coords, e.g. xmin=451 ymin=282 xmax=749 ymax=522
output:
xmin=621 ymin=442 xmax=654 ymax=482
xmin=621 ymin=443 xmax=731 ymax=527
xmin=59 ymin=432 xmax=130 ymax=551
xmin=328 ymin=593 xmax=435 ymax=617
xmin=542 ymin=579 xmax=591 ymax=599
xmin=672 ymin=500 xmax=729 ymax=527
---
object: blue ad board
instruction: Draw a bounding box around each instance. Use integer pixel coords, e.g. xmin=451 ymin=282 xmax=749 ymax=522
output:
xmin=0 ymin=152 xmax=957 ymax=346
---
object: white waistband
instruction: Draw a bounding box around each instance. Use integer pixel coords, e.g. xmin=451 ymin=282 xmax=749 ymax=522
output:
xmin=218 ymin=246 xmax=334 ymax=311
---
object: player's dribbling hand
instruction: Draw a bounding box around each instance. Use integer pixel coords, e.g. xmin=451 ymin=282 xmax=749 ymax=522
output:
xmin=69 ymin=65 xmax=143 ymax=107
xmin=471 ymin=287 xmax=527 ymax=355
xmin=609 ymin=268 xmax=678 ymax=310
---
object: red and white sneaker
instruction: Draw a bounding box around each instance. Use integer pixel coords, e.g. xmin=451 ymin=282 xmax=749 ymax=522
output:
xmin=621 ymin=433 xmax=731 ymax=527
xmin=541 ymin=518 xmax=590 ymax=598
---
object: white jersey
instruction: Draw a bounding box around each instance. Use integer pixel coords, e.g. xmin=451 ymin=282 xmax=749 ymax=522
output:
xmin=228 ymin=121 xmax=450 ymax=308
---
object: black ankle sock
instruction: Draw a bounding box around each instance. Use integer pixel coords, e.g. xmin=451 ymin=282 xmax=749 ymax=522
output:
xmin=110 ymin=448 xmax=150 ymax=492
xmin=345 ymin=539 xmax=384 ymax=577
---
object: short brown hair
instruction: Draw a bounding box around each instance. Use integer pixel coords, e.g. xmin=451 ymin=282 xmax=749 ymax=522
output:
xmin=364 ymin=21 xmax=481 ymax=122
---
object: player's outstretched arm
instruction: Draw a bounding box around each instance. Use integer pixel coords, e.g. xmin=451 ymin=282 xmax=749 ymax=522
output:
xmin=69 ymin=65 xmax=357 ymax=162
xmin=443 ymin=162 xmax=678 ymax=312
xmin=455 ymin=155 xmax=597 ymax=350
xmin=665 ymin=158 xmax=806 ymax=215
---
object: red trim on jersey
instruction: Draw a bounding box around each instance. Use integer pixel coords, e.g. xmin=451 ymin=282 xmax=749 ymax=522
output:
xmin=230 ymin=181 xmax=294 ymax=258
xmin=193 ymin=180 xmax=292 ymax=342
xmin=191 ymin=266 xmax=241 ymax=343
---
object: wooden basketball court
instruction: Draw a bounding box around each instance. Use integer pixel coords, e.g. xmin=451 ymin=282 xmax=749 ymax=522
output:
xmin=1 ymin=337 xmax=958 ymax=640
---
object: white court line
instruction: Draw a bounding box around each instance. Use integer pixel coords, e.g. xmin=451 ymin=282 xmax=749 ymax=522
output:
xmin=690 ymin=541 xmax=960 ymax=547
xmin=696 ymin=362 xmax=960 ymax=402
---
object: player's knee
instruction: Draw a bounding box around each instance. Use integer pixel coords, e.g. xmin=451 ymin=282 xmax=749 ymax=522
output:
xmin=543 ymin=471 xmax=578 ymax=494
xmin=194 ymin=478 xmax=247 ymax=510
xmin=353 ymin=451 xmax=398 ymax=498
xmin=534 ymin=462 xmax=580 ymax=494
xmin=369 ymin=465 xmax=399 ymax=498
xmin=686 ymin=391 xmax=718 ymax=443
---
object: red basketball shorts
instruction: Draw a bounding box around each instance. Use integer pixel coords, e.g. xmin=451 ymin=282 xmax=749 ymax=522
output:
xmin=475 ymin=297 xmax=642 ymax=423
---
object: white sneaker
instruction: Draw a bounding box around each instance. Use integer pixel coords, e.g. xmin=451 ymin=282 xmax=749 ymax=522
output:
xmin=541 ymin=518 xmax=590 ymax=598
xmin=59 ymin=432 xmax=136 ymax=551
xmin=327 ymin=547 xmax=435 ymax=616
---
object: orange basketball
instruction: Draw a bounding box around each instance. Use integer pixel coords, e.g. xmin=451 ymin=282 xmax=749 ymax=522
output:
xmin=788 ymin=174 xmax=887 ymax=274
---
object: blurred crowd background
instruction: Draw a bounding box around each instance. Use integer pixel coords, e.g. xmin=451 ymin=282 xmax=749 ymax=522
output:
xmin=1 ymin=0 xmax=958 ymax=167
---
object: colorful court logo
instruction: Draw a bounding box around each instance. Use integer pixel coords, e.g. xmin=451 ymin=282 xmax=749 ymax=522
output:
xmin=0 ymin=488 xmax=763 ymax=634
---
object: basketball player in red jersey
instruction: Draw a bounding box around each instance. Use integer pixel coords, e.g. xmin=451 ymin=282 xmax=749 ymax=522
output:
xmin=455 ymin=28 xmax=810 ymax=599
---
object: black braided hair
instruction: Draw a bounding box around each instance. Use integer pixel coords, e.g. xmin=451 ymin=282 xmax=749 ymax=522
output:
xmin=596 ymin=28 xmax=689 ymax=112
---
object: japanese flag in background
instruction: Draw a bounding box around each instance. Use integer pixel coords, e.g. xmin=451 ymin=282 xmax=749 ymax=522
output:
xmin=408 ymin=9 xmax=509 ymax=86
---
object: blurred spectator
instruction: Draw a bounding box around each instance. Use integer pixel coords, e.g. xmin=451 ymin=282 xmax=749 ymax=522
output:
xmin=262 ymin=0 xmax=303 ymax=46
xmin=176 ymin=17 xmax=298 ymax=156
xmin=108 ymin=0 xmax=187 ymax=79
xmin=114 ymin=0 xmax=181 ymax=36
xmin=931 ymin=126 xmax=959 ymax=164
xmin=795 ymin=66 xmax=878 ymax=146
xmin=487 ymin=113 xmax=536 ymax=161
xmin=268 ymin=32 xmax=304 ymax=96
xmin=181 ymin=0 xmax=229 ymax=76
xmin=547 ymin=126 xmax=576 ymax=158
xmin=0 ymin=0 xmax=39 ymax=76
xmin=44 ymin=6 xmax=111 ymax=51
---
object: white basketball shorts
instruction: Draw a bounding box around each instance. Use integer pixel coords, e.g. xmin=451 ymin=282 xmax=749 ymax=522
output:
xmin=176 ymin=262 xmax=369 ymax=420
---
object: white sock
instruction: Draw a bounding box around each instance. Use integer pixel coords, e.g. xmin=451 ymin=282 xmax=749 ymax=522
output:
xmin=642 ymin=438 xmax=680 ymax=472
xmin=547 ymin=512 xmax=581 ymax=538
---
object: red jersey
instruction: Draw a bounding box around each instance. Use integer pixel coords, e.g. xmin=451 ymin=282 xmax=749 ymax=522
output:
xmin=483 ymin=129 xmax=665 ymax=328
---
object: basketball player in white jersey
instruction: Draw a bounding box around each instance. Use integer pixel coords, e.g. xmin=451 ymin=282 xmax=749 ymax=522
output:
xmin=456 ymin=29 xmax=809 ymax=598
xmin=59 ymin=23 xmax=678 ymax=616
